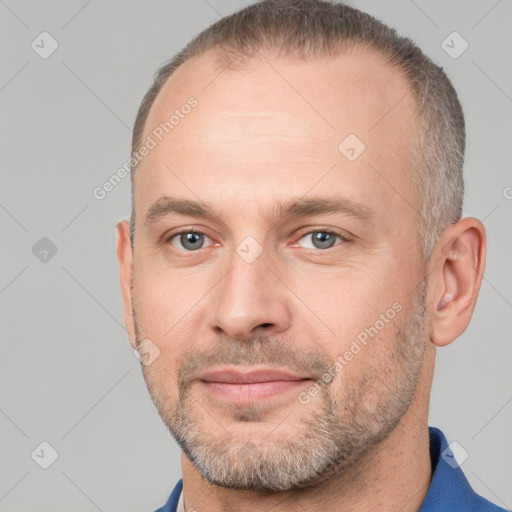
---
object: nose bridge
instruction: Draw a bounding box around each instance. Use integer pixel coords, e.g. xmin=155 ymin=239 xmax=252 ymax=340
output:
xmin=210 ymin=239 xmax=291 ymax=339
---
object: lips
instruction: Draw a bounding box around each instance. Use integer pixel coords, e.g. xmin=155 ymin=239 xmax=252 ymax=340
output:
xmin=196 ymin=367 xmax=312 ymax=402
xmin=197 ymin=367 xmax=309 ymax=384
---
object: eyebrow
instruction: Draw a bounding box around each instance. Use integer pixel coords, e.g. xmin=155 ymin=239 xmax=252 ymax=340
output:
xmin=144 ymin=195 xmax=375 ymax=227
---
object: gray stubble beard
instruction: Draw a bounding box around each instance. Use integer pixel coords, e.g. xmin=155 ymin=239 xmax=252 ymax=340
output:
xmin=139 ymin=282 xmax=428 ymax=492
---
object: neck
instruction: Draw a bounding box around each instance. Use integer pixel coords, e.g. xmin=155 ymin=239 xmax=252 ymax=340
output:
xmin=181 ymin=346 xmax=435 ymax=512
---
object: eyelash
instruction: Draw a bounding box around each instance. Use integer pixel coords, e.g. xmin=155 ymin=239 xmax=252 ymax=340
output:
xmin=166 ymin=228 xmax=347 ymax=253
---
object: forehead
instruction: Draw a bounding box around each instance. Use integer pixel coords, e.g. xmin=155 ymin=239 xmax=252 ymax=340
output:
xmin=135 ymin=47 xmax=419 ymax=223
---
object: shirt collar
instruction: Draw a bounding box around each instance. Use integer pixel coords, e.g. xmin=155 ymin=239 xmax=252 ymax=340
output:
xmin=419 ymin=426 xmax=505 ymax=511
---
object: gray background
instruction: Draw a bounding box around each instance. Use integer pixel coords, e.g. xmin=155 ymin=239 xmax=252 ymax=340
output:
xmin=1 ymin=0 xmax=511 ymax=510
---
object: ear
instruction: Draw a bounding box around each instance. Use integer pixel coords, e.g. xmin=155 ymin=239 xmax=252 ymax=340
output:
xmin=116 ymin=220 xmax=137 ymax=349
xmin=429 ymin=217 xmax=486 ymax=347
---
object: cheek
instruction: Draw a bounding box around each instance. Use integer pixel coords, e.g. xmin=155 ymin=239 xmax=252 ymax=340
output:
xmin=132 ymin=263 xmax=207 ymax=339
xmin=323 ymin=311 xmax=408 ymax=409
xmin=131 ymin=265 xmax=212 ymax=394
xmin=140 ymin=359 xmax=179 ymax=417
xmin=292 ymin=267 xmax=404 ymax=343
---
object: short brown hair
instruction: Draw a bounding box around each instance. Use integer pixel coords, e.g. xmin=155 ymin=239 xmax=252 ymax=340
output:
xmin=130 ymin=0 xmax=465 ymax=261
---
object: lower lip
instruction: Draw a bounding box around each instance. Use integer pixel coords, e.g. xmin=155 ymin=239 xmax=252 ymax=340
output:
xmin=200 ymin=379 xmax=311 ymax=401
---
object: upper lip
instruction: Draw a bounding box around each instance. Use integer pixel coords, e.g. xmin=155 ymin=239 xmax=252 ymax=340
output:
xmin=197 ymin=367 xmax=310 ymax=384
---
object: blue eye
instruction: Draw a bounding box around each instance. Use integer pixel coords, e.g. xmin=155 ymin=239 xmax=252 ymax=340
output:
xmin=169 ymin=231 xmax=213 ymax=251
xmin=167 ymin=229 xmax=344 ymax=253
xmin=298 ymin=231 xmax=343 ymax=250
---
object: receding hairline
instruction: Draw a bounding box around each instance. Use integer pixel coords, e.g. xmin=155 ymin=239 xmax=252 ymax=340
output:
xmin=133 ymin=41 xmax=418 ymax=173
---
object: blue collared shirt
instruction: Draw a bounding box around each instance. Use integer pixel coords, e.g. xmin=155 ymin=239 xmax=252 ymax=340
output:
xmin=155 ymin=427 xmax=507 ymax=511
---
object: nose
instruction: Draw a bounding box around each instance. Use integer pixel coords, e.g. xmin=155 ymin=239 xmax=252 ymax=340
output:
xmin=209 ymin=246 xmax=292 ymax=340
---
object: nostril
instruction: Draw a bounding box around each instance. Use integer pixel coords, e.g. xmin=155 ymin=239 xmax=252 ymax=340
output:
xmin=260 ymin=323 xmax=273 ymax=328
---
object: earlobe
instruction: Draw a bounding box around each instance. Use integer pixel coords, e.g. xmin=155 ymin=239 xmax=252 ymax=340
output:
xmin=116 ymin=220 xmax=137 ymax=348
xmin=430 ymin=218 xmax=486 ymax=347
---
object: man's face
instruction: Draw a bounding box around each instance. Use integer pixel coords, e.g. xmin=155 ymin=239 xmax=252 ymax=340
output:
xmin=126 ymin=47 xmax=431 ymax=491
